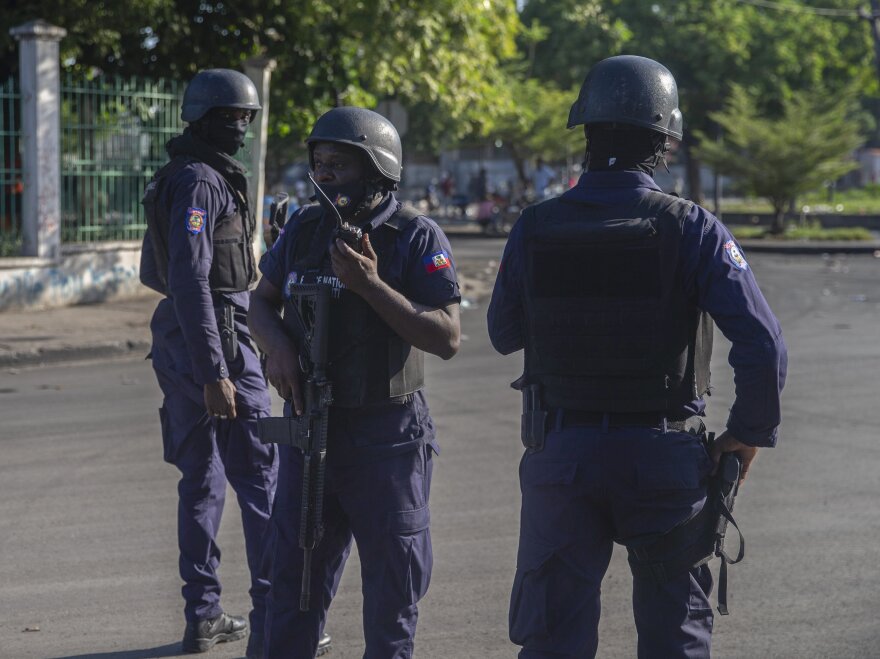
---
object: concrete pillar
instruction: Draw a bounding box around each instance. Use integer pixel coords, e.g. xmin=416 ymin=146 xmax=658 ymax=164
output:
xmin=10 ymin=20 xmax=66 ymax=259
xmin=243 ymin=56 xmax=277 ymax=236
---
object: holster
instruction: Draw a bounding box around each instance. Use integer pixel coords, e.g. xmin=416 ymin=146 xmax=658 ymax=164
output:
xmin=512 ymin=377 xmax=547 ymax=451
xmin=219 ymin=303 xmax=239 ymax=362
xmin=625 ymin=430 xmax=746 ymax=615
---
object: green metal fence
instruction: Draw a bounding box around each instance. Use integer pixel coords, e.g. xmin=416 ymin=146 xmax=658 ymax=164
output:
xmin=0 ymin=76 xmax=22 ymax=257
xmin=60 ymin=74 xmax=185 ymax=243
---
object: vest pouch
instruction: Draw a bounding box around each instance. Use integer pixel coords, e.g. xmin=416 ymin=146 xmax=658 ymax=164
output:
xmin=209 ymin=211 xmax=252 ymax=292
xmin=388 ymin=336 xmax=425 ymax=399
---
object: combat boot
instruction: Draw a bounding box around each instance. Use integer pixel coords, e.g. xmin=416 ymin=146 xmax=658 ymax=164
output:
xmin=182 ymin=612 xmax=248 ymax=653
xmin=316 ymin=631 xmax=332 ymax=656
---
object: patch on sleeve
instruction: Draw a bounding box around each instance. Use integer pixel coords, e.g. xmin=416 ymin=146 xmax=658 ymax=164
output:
xmin=185 ymin=207 xmax=207 ymax=235
xmin=723 ymin=240 xmax=748 ymax=270
xmin=423 ymin=251 xmax=451 ymax=273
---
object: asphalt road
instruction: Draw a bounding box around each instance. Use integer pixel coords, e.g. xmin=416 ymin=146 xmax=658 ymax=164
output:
xmin=1 ymin=246 xmax=879 ymax=658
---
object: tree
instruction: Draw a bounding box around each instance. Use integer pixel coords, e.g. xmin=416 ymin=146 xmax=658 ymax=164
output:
xmin=489 ymin=76 xmax=581 ymax=185
xmin=695 ymin=84 xmax=862 ymax=234
xmin=2 ymin=1 xmax=522 ymax=148
xmin=519 ymin=0 xmax=877 ymax=204
xmin=0 ymin=0 xmax=167 ymax=78
xmin=519 ymin=0 xmax=629 ymax=88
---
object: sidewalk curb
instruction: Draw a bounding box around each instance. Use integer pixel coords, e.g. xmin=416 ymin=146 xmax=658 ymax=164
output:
xmin=0 ymin=340 xmax=151 ymax=369
xmin=2 ymin=237 xmax=877 ymax=370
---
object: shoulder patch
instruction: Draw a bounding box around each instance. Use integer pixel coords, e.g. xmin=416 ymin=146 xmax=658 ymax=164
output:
xmin=423 ymin=251 xmax=451 ymax=273
xmin=186 ymin=207 xmax=207 ymax=235
xmin=723 ymin=240 xmax=748 ymax=270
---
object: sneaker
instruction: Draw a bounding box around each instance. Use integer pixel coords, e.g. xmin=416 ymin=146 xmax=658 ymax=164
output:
xmin=181 ymin=612 xmax=248 ymax=653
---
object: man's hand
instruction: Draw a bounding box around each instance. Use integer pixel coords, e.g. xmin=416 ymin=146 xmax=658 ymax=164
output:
xmin=710 ymin=430 xmax=759 ymax=486
xmin=265 ymin=340 xmax=305 ymax=415
xmin=330 ymin=234 xmax=380 ymax=295
xmin=204 ymin=378 xmax=237 ymax=420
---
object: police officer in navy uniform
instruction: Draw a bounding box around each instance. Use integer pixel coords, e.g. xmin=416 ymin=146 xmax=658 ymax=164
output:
xmin=249 ymin=106 xmax=461 ymax=658
xmin=487 ymin=55 xmax=787 ymax=658
xmin=139 ymin=69 xmax=280 ymax=657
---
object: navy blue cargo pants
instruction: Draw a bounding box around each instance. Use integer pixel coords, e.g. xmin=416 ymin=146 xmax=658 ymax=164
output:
xmin=264 ymin=441 xmax=434 ymax=659
xmin=510 ymin=415 xmax=715 ymax=659
xmin=153 ymin=345 xmax=277 ymax=635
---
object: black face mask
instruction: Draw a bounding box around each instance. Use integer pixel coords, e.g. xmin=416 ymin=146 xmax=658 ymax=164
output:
xmin=585 ymin=126 xmax=668 ymax=175
xmin=194 ymin=113 xmax=250 ymax=155
xmin=315 ymin=179 xmax=376 ymax=221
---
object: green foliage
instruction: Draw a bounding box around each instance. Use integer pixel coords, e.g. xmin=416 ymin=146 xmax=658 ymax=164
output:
xmin=0 ymin=0 xmax=168 ymax=78
xmin=518 ymin=0 xmax=877 ymax=201
xmin=2 ymin=1 xmax=521 ymax=146
xmin=695 ymin=84 xmax=862 ymax=227
xmin=3 ymin=0 xmax=880 ymax=174
xmin=489 ymin=77 xmax=582 ymax=173
xmin=730 ymin=222 xmax=874 ymax=242
xmin=519 ymin=0 xmax=629 ymax=88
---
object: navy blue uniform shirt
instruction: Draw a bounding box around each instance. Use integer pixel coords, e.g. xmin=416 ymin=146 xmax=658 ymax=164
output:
xmin=487 ymin=170 xmax=787 ymax=447
xmin=141 ymin=161 xmax=268 ymax=410
xmin=260 ymin=193 xmax=460 ymax=461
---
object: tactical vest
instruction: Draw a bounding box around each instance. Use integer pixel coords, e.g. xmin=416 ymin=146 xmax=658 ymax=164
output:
xmin=522 ymin=191 xmax=712 ymax=414
xmin=284 ymin=203 xmax=425 ymax=408
xmin=142 ymin=157 xmax=257 ymax=293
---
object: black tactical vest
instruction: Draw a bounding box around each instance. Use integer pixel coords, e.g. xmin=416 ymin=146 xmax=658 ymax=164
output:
xmin=522 ymin=191 xmax=712 ymax=414
xmin=142 ymin=157 xmax=257 ymax=293
xmin=283 ymin=203 xmax=425 ymax=408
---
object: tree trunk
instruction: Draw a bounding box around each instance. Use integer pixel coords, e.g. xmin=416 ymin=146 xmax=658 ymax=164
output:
xmin=771 ymin=207 xmax=786 ymax=235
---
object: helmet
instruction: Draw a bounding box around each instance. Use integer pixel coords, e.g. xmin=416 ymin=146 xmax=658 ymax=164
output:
xmin=567 ymin=55 xmax=683 ymax=140
xmin=181 ymin=69 xmax=261 ymax=123
xmin=306 ymin=107 xmax=403 ymax=182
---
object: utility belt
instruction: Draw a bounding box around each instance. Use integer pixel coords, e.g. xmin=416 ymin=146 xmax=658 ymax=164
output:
xmin=513 ymin=377 xmax=701 ymax=452
xmin=552 ymin=409 xmax=699 ymax=434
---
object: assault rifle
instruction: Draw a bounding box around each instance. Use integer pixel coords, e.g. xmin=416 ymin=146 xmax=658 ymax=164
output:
xmin=257 ymin=280 xmax=333 ymax=612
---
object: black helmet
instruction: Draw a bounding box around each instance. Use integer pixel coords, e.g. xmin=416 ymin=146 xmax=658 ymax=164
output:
xmin=181 ymin=69 xmax=261 ymax=123
xmin=306 ymin=107 xmax=403 ymax=182
xmin=567 ymin=55 xmax=683 ymax=140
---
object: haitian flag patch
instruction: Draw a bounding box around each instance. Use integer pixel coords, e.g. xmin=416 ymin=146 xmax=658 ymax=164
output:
xmin=186 ymin=207 xmax=207 ymax=235
xmin=423 ymin=251 xmax=451 ymax=273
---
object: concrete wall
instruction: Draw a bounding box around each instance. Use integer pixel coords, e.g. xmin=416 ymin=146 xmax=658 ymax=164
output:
xmin=0 ymin=242 xmax=148 ymax=311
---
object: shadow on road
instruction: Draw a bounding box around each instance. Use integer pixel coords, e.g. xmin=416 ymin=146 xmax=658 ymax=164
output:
xmin=48 ymin=642 xmax=188 ymax=659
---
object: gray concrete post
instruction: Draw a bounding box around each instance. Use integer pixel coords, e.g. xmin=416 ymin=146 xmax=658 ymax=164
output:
xmin=244 ymin=56 xmax=277 ymax=237
xmin=10 ymin=20 xmax=67 ymax=259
